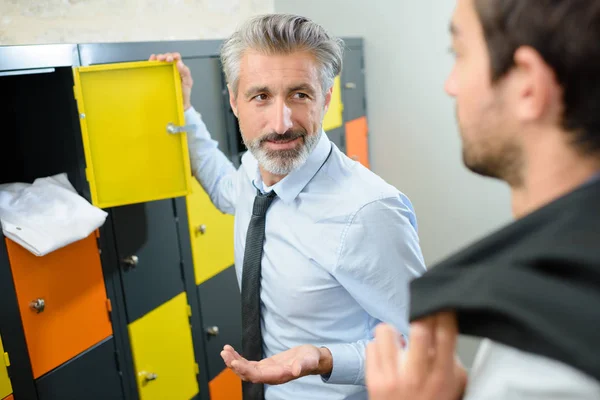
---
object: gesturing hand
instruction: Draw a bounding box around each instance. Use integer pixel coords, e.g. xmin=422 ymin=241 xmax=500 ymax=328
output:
xmin=221 ymin=344 xmax=332 ymax=385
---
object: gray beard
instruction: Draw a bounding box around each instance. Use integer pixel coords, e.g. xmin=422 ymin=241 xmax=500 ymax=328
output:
xmin=247 ymin=131 xmax=322 ymax=176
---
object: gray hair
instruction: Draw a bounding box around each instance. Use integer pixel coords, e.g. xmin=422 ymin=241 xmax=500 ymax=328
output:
xmin=220 ymin=13 xmax=344 ymax=97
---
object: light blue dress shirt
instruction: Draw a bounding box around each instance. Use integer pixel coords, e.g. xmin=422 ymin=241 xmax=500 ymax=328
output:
xmin=184 ymin=107 xmax=427 ymax=400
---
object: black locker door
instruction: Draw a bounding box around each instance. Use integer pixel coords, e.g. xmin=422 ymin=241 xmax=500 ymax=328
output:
xmin=197 ymin=266 xmax=242 ymax=381
xmin=341 ymin=45 xmax=367 ymax=122
xmin=185 ymin=57 xmax=239 ymax=163
xmin=327 ymin=126 xmax=346 ymax=153
xmin=111 ymin=199 xmax=185 ymax=323
xmin=36 ymin=336 xmax=124 ymax=400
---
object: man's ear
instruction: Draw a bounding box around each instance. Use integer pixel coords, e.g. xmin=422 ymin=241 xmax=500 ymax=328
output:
xmin=323 ymin=84 xmax=333 ymax=115
xmin=228 ymin=84 xmax=238 ymax=118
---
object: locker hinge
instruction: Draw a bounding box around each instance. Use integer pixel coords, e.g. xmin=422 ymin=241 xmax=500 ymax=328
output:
xmin=187 ymin=304 xmax=192 ymax=317
xmin=114 ymin=350 xmax=121 ymax=373
xmin=3 ymin=351 xmax=10 ymax=367
xmin=194 ymin=363 xmax=199 ymax=375
xmin=180 ymin=261 xmax=186 ymax=282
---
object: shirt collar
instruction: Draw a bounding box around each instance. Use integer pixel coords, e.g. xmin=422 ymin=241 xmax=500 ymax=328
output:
xmin=242 ymin=131 xmax=332 ymax=204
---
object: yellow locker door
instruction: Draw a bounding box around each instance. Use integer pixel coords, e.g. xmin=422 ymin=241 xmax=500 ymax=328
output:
xmin=0 ymin=336 xmax=12 ymax=400
xmin=128 ymin=292 xmax=199 ymax=400
xmin=72 ymin=61 xmax=192 ymax=208
xmin=322 ymin=75 xmax=343 ymax=131
xmin=186 ymin=179 xmax=234 ymax=285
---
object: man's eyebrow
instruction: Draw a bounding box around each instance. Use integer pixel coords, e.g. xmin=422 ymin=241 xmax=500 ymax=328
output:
xmin=244 ymin=85 xmax=270 ymax=98
xmin=288 ymin=83 xmax=317 ymax=93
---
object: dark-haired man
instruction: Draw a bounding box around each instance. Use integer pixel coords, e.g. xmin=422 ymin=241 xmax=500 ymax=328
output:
xmin=365 ymin=0 xmax=600 ymax=398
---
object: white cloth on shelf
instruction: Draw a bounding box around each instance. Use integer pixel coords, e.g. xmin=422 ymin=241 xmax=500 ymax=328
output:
xmin=0 ymin=173 xmax=107 ymax=256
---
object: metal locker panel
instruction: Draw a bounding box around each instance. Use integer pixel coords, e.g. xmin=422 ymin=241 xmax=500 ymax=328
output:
xmin=72 ymin=60 xmax=192 ymax=208
xmin=36 ymin=336 xmax=124 ymax=400
xmin=128 ymin=292 xmax=199 ymax=400
xmin=345 ymin=117 xmax=370 ymax=168
xmin=197 ymin=266 xmax=241 ymax=381
xmin=326 ymin=126 xmax=346 ymax=153
xmin=209 ymin=368 xmax=241 ymax=400
xmin=5 ymin=234 xmax=112 ymax=379
xmin=186 ymin=57 xmax=232 ymax=158
xmin=187 ymin=179 xmax=234 ymax=286
xmin=341 ymin=46 xmax=367 ymax=122
xmin=111 ymin=199 xmax=185 ymax=323
xmin=322 ymin=75 xmax=343 ymax=131
xmin=0 ymin=336 xmax=11 ymax=400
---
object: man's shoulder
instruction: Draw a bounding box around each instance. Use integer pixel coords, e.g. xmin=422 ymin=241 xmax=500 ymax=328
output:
xmin=314 ymin=145 xmax=406 ymax=210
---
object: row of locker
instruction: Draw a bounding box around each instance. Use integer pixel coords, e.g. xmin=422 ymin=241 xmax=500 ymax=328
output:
xmin=0 ymin=38 xmax=369 ymax=400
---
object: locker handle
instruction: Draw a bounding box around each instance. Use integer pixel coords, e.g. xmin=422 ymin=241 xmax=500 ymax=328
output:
xmin=195 ymin=224 xmax=207 ymax=235
xmin=122 ymin=255 xmax=139 ymax=268
xmin=30 ymin=298 xmax=45 ymax=313
xmin=205 ymin=326 xmax=219 ymax=337
xmin=139 ymin=371 xmax=158 ymax=383
xmin=166 ymin=122 xmax=197 ymax=135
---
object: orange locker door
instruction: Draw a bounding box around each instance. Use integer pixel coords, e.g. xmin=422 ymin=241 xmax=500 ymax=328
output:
xmin=209 ymin=368 xmax=241 ymax=400
xmin=345 ymin=116 xmax=370 ymax=168
xmin=5 ymin=233 xmax=112 ymax=378
xmin=2 ymin=395 xmax=13 ymax=400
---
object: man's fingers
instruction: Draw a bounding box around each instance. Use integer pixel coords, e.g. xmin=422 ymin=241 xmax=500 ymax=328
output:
xmin=434 ymin=312 xmax=458 ymax=373
xmin=405 ymin=317 xmax=435 ymax=378
xmin=223 ymin=344 xmax=242 ymax=359
xmin=365 ymin=341 xmax=380 ymax=386
xmin=149 ymin=54 xmax=156 ymax=61
xmin=374 ymin=324 xmax=401 ymax=377
xmin=231 ymin=360 xmax=262 ymax=382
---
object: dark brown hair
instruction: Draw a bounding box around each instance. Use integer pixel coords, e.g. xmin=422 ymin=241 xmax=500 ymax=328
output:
xmin=475 ymin=0 xmax=600 ymax=155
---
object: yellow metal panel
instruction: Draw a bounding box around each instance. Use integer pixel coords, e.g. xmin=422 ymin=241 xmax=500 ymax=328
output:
xmin=73 ymin=60 xmax=192 ymax=208
xmin=128 ymin=292 xmax=198 ymax=400
xmin=186 ymin=179 xmax=234 ymax=285
xmin=322 ymin=75 xmax=343 ymax=131
xmin=0 ymin=336 xmax=12 ymax=400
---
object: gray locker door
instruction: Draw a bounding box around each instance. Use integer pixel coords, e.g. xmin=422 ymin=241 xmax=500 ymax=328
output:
xmin=197 ymin=266 xmax=242 ymax=382
xmin=341 ymin=46 xmax=367 ymax=122
xmin=326 ymin=126 xmax=346 ymax=153
xmin=36 ymin=336 xmax=124 ymax=400
xmin=111 ymin=199 xmax=185 ymax=323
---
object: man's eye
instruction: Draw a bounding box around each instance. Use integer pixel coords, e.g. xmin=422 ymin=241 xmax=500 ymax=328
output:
xmin=254 ymin=94 xmax=268 ymax=101
xmin=294 ymin=93 xmax=309 ymax=99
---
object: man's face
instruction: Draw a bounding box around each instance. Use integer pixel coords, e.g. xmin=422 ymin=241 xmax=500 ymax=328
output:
xmin=445 ymin=0 xmax=522 ymax=182
xmin=229 ymin=50 xmax=332 ymax=176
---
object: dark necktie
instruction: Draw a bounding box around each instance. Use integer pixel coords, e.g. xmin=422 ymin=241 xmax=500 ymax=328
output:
xmin=241 ymin=189 xmax=277 ymax=400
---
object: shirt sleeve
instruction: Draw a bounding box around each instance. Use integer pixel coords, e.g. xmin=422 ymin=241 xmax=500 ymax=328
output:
xmin=184 ymin=106 xmax=238 ymax=215
xmin=323 ymin=194 xmax=427 ymax=385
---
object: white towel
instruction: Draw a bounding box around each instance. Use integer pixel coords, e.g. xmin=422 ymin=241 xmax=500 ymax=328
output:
xmin=0 ymin=173 xmax=108 ymax=256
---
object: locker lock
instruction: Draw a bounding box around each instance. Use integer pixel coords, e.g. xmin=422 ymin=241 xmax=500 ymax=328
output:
xmin=122 ymin=255 xmax=139 ymax=268
xmin=344 ymin=82 xmax=357 ymax=89
xmin=30 ymin=298 xmax=45 ymax=313
xmin=166 ymin=122 xmax=197 ymax=135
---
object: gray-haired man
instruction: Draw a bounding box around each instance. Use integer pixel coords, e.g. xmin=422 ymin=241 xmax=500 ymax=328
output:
xmin=152 ymin=14 xmax=426 ymax=400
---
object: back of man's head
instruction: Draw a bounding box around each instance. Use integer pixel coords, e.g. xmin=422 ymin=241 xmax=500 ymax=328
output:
xmin=475 ymin=0 xmax=600 ymax=157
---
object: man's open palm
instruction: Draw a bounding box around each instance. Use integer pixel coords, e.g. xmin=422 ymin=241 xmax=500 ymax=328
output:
xmin=221 ymin=344 xmax=321 ymax=385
